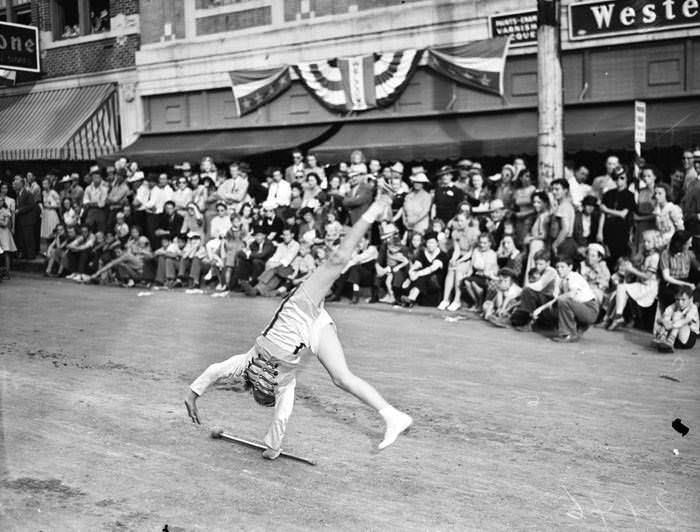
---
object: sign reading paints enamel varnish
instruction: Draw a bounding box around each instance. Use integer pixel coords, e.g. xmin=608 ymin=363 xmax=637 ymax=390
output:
xmin=569 ymin=0 xmax=700 ymax=40
xmin=635 ymin=100 xmax=646 ymax=143
xmin=489 ymin=10 xmax=538 ymax=47
xmin=0 ymin=21 xmax=40 ymax=72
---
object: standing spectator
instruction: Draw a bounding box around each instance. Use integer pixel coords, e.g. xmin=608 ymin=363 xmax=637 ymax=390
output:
xmin=605 ymin=230 xmax=662 ymax=331
xmin=106 ymin=169 xmax=130 ymax=231
xmin=83 ymin=167 xmax=108 ymax=234
xmin=343 ymin=171 xmax=374 ymax=225
xmin=653 ymin=182 xmax=684 ymax=247
xmin=682 ymin=149 xmax=698 ymax=194
xmin=512 ymin=169 xmax=536 ymax=245
xmin=26 ymin=172 xmax=41 ymax=202
xmin=285 ymin=149 xmax=305 ymax=182
xmin=462 ymin=233 xmax=498 ymax=312
xmin=493 ymin=165 xmax=516 ymax=210
xmin=144 ymin=173 xmax=174 ymax=248
xmin=653 ymin=286 xmax=698 ymax=352
xmin=188 ymin=172 xmax=208 ymax=213
xmin=349 ymin=149 xmax=368 ymax=175
xmin=568 ymin=164 xmax=592 ymax=210
xmin=217 ymin=163 xmax=246 ymax=213
xmin=172 ymin=176 xmax=193 ymax=217
xmin=39 ymin=178 xmax=61 ymax=252
xmin=305 ymin=153 xmax=327 ymax=188
xmin=550 ymin=178 xmax=578 ymax=261
xmin=13 ymin=175 xmax=39 ymax=260
xmin=61 ymin=197 xmax=78 ymax=227
xmin=465 ymin=171 xmax=490 ymax=211
xmin=632 ymin=166 xmax=658 ymax=253
xmin=533 ymin=255 xmax=599 ymax=343
xmin=510 ymin=250 xmax=559 ymax=329
xmin=64 ymin=172 xmax=84 ymax=210
xmin=0 ymin=197 xmax=16 ymax=277
xmin=454 ymin=160 xmax=472 ymax=192
xmin=598 ymin=166 xmax=636 ymax=265
xmin=401 ymin=172 xmax=432 ymax=236
xmin=591 ymin=155 xmax=619 ymax=200
xmin=0 ymin=182 xmax=15 ymax=227
xmin=573 ymin=195 xmax=602 ymax=250
xmin=129 ymin=171 xmax=148 ymax=230
xmin=266 ymin=168 xmax=292 ymax=210
xmin=438 ymin=213 xmax=477 ymax=311
xmin=400 ymin=231 xmax=447 ymax=308
xmin=432 ymin=166 xmax=465 ymax=224
xmin=658 ymin=230 xmax=699 ymax=310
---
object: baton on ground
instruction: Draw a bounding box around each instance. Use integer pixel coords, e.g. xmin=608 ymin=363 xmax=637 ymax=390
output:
xmin=210 ymin=427 xmax=316 ymax=466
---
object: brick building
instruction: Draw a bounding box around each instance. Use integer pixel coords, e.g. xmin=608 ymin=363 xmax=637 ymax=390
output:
xmin=0 ymin=0 xmax=141 ymax=170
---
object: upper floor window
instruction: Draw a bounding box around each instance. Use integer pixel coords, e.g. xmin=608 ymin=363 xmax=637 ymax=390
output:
xmin=0 ymin=0 xmax=32 ymax=24
xmin=52 ymin=0 xmax=110 ymax=40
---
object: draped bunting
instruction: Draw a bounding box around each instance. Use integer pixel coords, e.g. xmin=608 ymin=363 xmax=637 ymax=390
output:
xmin=293 ymin=49 xmax=421 ymax=112
xmin=229 ymin=66 xmax=292 ymax=117
xmin=226 ymin=38 xmax=510 ymax=116
xmin=426 ymin=37 xmax=510 ymax=96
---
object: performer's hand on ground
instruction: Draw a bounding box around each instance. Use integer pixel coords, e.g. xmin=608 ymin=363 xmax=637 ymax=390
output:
xmin=262 ymin=447 xmax=281 ymax=460
xmin=184 ymin=389 xmax=201 ymax=424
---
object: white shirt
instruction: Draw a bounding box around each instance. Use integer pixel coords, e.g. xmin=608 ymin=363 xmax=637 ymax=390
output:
xmin=134 ymin=184 xmax=151 ymax=211
xmin=266 ymin=180 xmax=291 ymax=208
xmin=209 ymin=215 xmax=232 ymax=240
xmin=172 ymin=187 xmax=193 ymax=211
xmin=560 ymin=271 xmax=596 ymax=303
xmin=268 ymin=239 xmax=300 ymax=268
xmin=146 ymin=185 xmax=174 ymax=214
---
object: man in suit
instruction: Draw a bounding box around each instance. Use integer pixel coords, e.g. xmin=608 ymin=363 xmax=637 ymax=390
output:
xmin=284 ymin=149 xmax=305 ymax=183
xmin=342 ymin=171 xmax=374 ymax=225
xmin=13 ymin=175 xmax=39 ymax=260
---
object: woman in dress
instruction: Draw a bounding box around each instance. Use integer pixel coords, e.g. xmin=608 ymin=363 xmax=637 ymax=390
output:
xmin=523 ymin=190 xmax=551 ymax=281
xmin=61 ymin=197 xmax=78 ymax=228
xmin=512 ymin=169 xmax=536 ymax=245
xmin=599 ymin=166 xmax=636 ymax=267
xmin=0 ymin=198 xmax=17 ymax=278
xmin=40 ymin=178 xmax=61 ymax=252
xmin=658 ymin=230 xmax=699 ymax=310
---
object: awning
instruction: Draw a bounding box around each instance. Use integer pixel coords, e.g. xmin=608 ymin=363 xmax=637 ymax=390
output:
xmin=312 ymin=99 xmax=700 ymax=162
xmin=0 ymin=83 xmax=119 ymax=161
xmin=110 ymin=124 xmax=338 ymax=166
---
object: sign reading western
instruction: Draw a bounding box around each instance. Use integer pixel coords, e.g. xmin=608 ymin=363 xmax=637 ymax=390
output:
xmin=0 ymin=21 xmax=40 ymax=72
xmin=569 ymin=0 xmax=700 ymax=40
xmin=489 ymin=10 xmax=538 ymax=46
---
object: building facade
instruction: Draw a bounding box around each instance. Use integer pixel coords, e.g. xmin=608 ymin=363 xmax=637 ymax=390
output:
xmin=1 ymin=0 xmax=699 ymax=171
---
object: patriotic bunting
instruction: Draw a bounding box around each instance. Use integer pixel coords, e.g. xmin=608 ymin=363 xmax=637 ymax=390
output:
xmin=426 ymin=37 xmax=510 ymax=96
xmin=229 ymin=66 xmax=292 ymax=117
xmin=293 ymin=49 xmax=421 ymax=112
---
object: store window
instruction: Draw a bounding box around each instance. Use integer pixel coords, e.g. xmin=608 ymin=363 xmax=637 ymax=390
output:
xmin=52 ymin=0 xmax=110 ymax=40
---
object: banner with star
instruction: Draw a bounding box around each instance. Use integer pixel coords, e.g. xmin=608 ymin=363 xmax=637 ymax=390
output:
xmin=294 ymin=49 xmax=422 ymax=112
xmin=426 ymin=37 xmax=510 ymax=96
xmin=229 ymin=66 xmax=292 ymax=117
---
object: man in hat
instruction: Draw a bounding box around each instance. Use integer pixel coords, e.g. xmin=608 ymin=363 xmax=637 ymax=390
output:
xmin=482 ymin=267 xmax=522 ymax=328
xmin=185 ymin=186 xmax=412 ymax=459
xmin=343 ymin=170 xmax=374 ymax=225
xmin=12 ymin=175 xmax=40 ymax=260
xmin=175 ymin=161 xmax=193 ymax=180
xmin=402 ymin=172 xmax=432 ymax=235
xmin=106 ymin=169 xmax=130 ymax=231
xmin=431 ymin=165 xmax=464 ymax=224
xmin=83 ymin=166 xmax=109 ymax=234
xmin=129 ymin=171 xmax=148 ymax=232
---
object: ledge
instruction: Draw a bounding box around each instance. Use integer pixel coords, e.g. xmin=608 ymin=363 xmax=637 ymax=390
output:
xmin=40 ymin=13 xmax=140 ymax=50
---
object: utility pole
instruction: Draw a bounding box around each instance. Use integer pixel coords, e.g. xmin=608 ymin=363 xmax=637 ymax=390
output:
xmin=536 ymin=0 xmax=563 ymax=188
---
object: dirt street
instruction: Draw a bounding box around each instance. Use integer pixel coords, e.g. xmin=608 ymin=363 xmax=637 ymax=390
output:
xmin=1 ymin=276 xmax=698 ymax=530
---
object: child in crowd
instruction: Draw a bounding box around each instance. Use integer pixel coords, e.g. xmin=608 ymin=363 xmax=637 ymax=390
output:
xmin=45 ymin=224 xmax=68 ymax=277
xmin=653 ymin=286 xmax=699 ymax=352
xmin=375 ymin=224 xmax=410 ymax=305
xmin=482 ymin=268 xmax=522 ymax=328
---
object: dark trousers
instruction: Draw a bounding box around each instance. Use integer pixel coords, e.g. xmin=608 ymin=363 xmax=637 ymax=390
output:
xmin=155 ymin=256 xmax=178 ymax=284
xmin=233 ymin=252 xmax=266 ymax=283
xmin=85 ymin=208 xmax=107 ymax=234
xmin=511 ymin=288 xmax=554 ymax=326
xmin=145 ymin=213 xmax=162 ymax=249
xmin=333 ymin=261 xmax=376 ymax=296
xmin=16 ymin=223 xmax=37 ymax=260
xmin=67 ymin=249 xmax=93 ymax=274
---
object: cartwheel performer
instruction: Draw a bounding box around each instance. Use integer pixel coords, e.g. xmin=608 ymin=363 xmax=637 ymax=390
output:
xmin=184 ymin=181 xmax=412 ymax=460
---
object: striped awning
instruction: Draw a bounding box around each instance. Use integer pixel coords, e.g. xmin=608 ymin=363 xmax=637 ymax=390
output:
xmin=0 ymin=83 xmax=120 ymax=161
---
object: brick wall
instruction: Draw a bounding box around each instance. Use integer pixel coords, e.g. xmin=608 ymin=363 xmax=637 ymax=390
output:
xmin=32 ymin=0 xmax=140 ymax=78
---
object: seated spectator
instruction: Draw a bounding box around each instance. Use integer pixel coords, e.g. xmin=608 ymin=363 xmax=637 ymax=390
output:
xmin=302 ymin=173 xmax=325 ymax=209
xmin=496 ymin=235 xmax=524 ymax=281
xmin=482 ymin=267 xmax=522 ymax=328
xmin=288 ymin=182 xmax=304 ymax=213
xmin=439 ymin=213 xmax=475 ymax=311
xmin=154 ymin=235 xmax=187 ymax=288
xmin=208 ymin=202 xmax=233 ymax=241
xmin=653 ymin=286 xmax=699 ymax=352
xmin=155 ymin=201 xmax=184 ymax=241
xmin=523 ymin=190 xmax=551 ymax=280
xmin=253 ymin=201 xmax=284 ymax=241
xmin=327 ymin=234 xmax=378 ymax=303
xmin=66 ymin=225 xmax=96 ymax=282
xmin=172 ymin=176 xmax=193 ymax=217
xmin=653 ymin=182 xmax=684 ymax=247
xmin=280 ymin=242 xmax=317 ymax=295
xmin=114 ymin=211 xmax=130 ymax=243
xmin=400 ymin=231 xmax=447 ymax=308
xmin=323 ymin=209 xmax=343 ymax=245
xmin=658 ymin=230 xmax=699 ymax=310
xmin=113 ymin=236 xmax=153 ymax=287
xmin=510 ymin=250 xmax=559 ymax=329
xmin=0 ymin=198 xmax=16 ymax=278
xmin=44 ymin=224 xmax=68 ymax=277
xmin=176 ymin=233 xmax=208 ymax=288
xmin=533 ymin=255 xmax=600 ymax=342
xmin=244 ymin=228 xmax=300 ymax=297
xmin=233 ymin=230 xmax=275 ymax=287
xmin=204 ymin=235 xmax=227 ymax=292
xmin=603 ymin=230 xmax=662 ymax=331
xmin=343 ymin=170 xmax=374 ymax=225
xmin=374 ymin=224 xmax=410 ymax=305
xmin=482 ymin=198 xmax=509 ymax=246
xmin=297 ymin=208 xmax=321 ymax=246
xmin=579 ymin=243 xmax=611 ymax=308
xmin=462 ymin=233 xmax=498 ymax=312
xmin=466 ymin=171 xmax=490 ymax=212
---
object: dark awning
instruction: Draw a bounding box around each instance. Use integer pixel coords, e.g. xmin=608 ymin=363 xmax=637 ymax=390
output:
xmin=312 ymin=99 xmax=700 ymax=162
xmin=109 ymin=124 xmax=338 ymax=166
xmin=0 ymin=83 xmax=119 ymax=161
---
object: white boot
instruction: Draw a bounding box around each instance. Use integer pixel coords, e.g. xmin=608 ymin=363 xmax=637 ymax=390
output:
xmin=378 ymin=407 xmax=412 ymax=450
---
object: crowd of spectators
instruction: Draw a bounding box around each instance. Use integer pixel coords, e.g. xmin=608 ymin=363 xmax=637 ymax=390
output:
xmin=1 ymin=146 xmax=699 ymax=352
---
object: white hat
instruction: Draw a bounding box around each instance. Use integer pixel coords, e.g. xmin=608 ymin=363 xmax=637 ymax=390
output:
xmin=187 ymin=231 xmax=201 ymax=239
xmin=411 ymin=165 xmax=426 ymax=175
xmin=489 ymin=199 xmax=505 ymax=210
xmin=390 ymin=162 xmax=404 ymax=175
xmin=59 ymin=175 xmax=72 ymax=184
xmin=410 ymin=172 xmax=430 ymax=184
xmin=587 ymin=243 xmax=606 ymax=258
xmin=261 ymin=200 xmax=276 ymax=211
xmin=488 ymin=173 xmax=502 ymax=182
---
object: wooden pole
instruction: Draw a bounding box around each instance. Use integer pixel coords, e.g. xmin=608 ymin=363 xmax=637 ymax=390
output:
xmin=537 ymin=0 xmax=564 ymax=189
